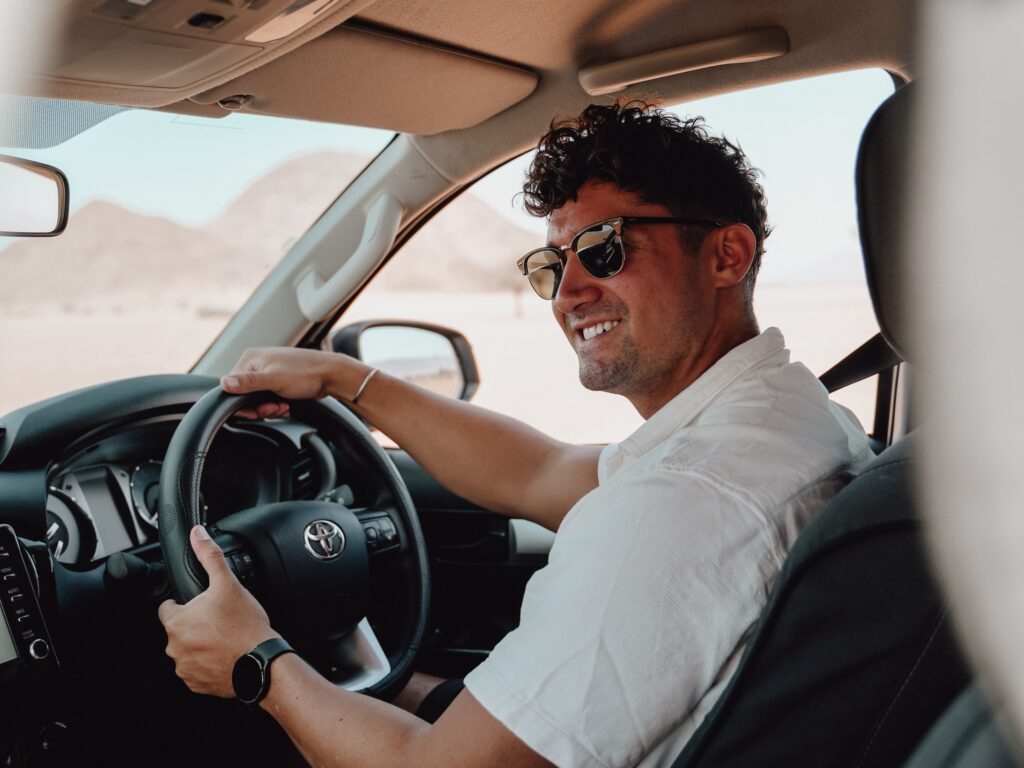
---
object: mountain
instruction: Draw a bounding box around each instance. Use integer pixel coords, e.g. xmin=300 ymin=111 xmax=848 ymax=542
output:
xmin=0 ymin=199 xmax=238 ymax=304
xmin=199 ymin=151 xmax=369 ymax=257
xmin=370 ymin=187 xmax=539 ymax=292
xmin=0 ymin=150 xmax=539 ymax=306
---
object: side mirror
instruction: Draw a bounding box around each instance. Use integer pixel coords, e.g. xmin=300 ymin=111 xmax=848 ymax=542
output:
xmin=0 ymin=155 xmax=69 ymax=237
xmin=331 ymin=321 xmax=480 ymax=402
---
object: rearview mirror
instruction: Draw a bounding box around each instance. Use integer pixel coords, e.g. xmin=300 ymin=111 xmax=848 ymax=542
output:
xmin=331 ymin=321 xmax=480 ymax=402
xmin=0 ymin=155 xmax=69 ymax=236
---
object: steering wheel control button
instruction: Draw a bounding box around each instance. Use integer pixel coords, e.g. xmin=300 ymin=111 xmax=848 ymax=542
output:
xmin=226 ymin=550 xmax=257 ymax=590
xmin=28 ymin=638 xmax=50 ymax=660
xmin=378 ymin=519 xmax=398 ymax=543
xmin=303 ymin=520 xmax=346 ymax=561
xmin=361 ymin=516 xmax=399 ymax=553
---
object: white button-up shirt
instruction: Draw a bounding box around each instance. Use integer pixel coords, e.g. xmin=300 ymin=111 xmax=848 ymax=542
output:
xmin=464 ymin=328 xmax=874 ymax=767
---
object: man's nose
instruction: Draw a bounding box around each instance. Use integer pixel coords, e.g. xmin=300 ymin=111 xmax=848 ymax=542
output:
xmin=553 ymin=251 xmax=601 ymax=312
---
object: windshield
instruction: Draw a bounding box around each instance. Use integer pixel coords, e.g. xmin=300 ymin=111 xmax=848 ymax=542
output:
xmin=0 ymin=99 xmax=393 ymax=415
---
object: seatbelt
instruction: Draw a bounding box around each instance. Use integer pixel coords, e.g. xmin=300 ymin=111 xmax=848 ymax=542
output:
xmin=819 ymin=333 xmax=901 ymax=393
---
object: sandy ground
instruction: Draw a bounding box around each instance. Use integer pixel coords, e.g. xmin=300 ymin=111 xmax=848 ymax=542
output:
xmin=1 ymin=283 xmax=878 ymax=444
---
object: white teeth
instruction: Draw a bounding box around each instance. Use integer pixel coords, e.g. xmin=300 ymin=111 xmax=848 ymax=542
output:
xmin=581 ymin=320 xmax=620 ymax=340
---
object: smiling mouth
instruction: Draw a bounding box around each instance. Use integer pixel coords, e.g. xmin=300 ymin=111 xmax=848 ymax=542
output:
xmin=580 ymin=320 xmax=620 ymax=341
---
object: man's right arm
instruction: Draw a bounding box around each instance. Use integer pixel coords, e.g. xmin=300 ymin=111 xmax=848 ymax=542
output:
xmin=222 ymin=347 xmax=600 ymax=531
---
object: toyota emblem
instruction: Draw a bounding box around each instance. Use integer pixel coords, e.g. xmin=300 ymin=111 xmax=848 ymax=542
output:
xmin=303 ymin=520 xmax=345 ymax=561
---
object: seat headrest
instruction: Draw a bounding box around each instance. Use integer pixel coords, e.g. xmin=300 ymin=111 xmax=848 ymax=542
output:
xmin=856 ymin=82 xmax=915 ymax=362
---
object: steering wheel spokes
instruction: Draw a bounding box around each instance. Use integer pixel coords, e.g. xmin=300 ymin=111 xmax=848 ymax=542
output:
xmin=312 ymin=618 xmax=391 ymax=691
xmin=158 ymin=388 xmax=429 ymax=700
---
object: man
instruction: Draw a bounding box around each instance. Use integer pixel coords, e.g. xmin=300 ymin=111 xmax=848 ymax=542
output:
xmin=159 ymin=102 xmax=872 ymax=767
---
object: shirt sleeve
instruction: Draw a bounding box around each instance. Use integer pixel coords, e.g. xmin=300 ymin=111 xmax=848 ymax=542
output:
xmin=463 ymin=469 xmax=776 ymax=768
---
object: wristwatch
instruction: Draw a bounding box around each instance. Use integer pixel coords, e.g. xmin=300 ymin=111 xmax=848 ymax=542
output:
xmin=232 ymin=637 xmax=296 ymax=705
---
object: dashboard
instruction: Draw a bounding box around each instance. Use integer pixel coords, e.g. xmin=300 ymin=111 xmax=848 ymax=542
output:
xmin=1 ymin=376 xmax=346 ymax=568
xmin=0 ymin=374 xmax=396 ymax=766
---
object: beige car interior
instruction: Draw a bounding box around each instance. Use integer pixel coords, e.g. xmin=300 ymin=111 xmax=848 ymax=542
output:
xmin=17 ymin=2 xmax=1024 ymax=764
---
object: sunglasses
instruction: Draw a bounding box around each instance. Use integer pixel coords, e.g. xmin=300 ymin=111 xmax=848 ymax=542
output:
xmin=516 ymin=216 xmax=723 ymax=300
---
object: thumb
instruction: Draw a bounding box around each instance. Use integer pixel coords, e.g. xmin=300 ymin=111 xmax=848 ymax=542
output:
xmin=190 ymin=525 xmax=232 ymax=586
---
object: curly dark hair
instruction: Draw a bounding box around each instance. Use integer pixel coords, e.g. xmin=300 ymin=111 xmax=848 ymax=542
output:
xmin=522 ymin=101 xmax=771 ymax=300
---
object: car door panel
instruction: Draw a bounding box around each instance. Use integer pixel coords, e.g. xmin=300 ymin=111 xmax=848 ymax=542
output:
xmin=388 ymin=449 xmax=549 ymax=677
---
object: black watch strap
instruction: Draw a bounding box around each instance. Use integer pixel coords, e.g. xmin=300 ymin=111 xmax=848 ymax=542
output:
xmin=253 ymin=637 xmax=294 ymax=666
xmin=233 ymin=637 xmax=296 ymax=705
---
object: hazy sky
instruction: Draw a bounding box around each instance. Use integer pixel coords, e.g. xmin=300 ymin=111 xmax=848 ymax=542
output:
xmin=2 ymin=68 xmax=893 ymax=283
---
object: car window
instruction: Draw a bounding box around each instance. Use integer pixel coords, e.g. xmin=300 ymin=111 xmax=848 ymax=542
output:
xmin=0 ymin=99 xmax=392 ymax=415
xmin=340 ymin=69 xmax=895 ymax=444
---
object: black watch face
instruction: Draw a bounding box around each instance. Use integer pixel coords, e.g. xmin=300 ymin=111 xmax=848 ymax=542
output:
xmin=232 ymin=653 xmax=265 ymax=703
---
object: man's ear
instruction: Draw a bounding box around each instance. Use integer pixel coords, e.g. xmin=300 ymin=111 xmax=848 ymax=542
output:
xmin=708 ymin=223 xmax=757 ymax=288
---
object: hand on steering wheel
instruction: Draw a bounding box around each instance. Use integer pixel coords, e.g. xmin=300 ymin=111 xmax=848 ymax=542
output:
xmin=157 ymin=387 xmax=430 ymax=700
xmin=159 ymin=525 xmax=279 ymax=698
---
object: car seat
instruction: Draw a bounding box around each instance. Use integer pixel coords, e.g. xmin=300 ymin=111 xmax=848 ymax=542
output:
xmin=903 ymin=685 xmax=1018 ymax=768
xmin=670 ymin=82 xmax=971 ymax=767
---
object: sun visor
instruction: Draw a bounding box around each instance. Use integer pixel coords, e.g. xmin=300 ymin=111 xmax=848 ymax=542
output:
xmin=19 ymin=0 xmax=382 ymax=108
xmin=188 ymin=25 xmax=538 ymax=135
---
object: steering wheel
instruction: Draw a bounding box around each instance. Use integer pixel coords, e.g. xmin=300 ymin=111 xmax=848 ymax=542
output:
xmin=156 ymin=387 xmax=430 ymax=700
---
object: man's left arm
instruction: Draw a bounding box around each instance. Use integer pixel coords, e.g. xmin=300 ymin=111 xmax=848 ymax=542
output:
xmin=158 ymin=526 xmax=551 ymax=768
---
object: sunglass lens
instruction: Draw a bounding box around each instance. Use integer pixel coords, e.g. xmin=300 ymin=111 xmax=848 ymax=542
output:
xmin=523 ymin=249 xmax=563 ymax=299
xmin=576 ymin=225 xmax=623 ymax=277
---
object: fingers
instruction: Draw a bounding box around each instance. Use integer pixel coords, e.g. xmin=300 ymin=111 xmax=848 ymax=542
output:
xmin=233 ymin=403 xmax=290 ymax=421
xmin=189 ymin=525 xmax=234 ymax=586
xmin=221 ymin=371 xmax=267 ymax=394
xmin=256 ymin=402 xmax=290 ymax=419
xmin=232 ymin=403 xmax=290 ymax=421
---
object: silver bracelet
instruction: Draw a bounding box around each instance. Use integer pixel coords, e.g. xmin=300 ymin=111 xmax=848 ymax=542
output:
xmin=351 ymin=367 xmax=380 ymax=405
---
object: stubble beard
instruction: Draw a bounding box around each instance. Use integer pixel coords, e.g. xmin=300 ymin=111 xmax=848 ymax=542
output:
xmin=575 ymin=302 xmax=704 ymax=399
xmin=577 ymin=329 xmax=665 ymax=395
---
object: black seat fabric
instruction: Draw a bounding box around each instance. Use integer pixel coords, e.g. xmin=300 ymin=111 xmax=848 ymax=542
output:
xmin=857 ymin=80 xmax=914 ymax=362
xmin=672 ymin=434 xmax=970 ymax=767
xmin=904 ymin=686 xmax=1018 ymax=768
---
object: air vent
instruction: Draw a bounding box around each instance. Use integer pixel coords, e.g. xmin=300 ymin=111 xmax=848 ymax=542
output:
xmin=290 ymin=447 xmax=321 ymax=500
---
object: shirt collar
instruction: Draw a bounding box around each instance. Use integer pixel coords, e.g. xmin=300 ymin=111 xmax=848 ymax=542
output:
xmin=599 ymin=327 xmax=789 ymax=481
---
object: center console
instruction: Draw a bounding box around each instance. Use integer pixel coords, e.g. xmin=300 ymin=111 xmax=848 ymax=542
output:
xmin=0 ymin=524 xmax=64 ymax=766
xmin=0 ymin=524 xmax=59 ymax=684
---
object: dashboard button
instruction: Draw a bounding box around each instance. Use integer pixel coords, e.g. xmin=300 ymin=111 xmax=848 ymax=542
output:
xmin=28 ymin=638 xmax=50 ymax=660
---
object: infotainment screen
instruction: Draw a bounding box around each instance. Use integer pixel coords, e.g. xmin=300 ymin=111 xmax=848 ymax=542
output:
xmin=0 ymin=608 xmax=17 ymax=665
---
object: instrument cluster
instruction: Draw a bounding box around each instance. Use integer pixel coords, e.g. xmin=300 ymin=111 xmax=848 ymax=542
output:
xmin=44 ymin=460 xmax=193 ymax=565
xmin=42 ymin=418 xmax=300 ymax=567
